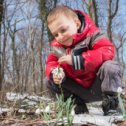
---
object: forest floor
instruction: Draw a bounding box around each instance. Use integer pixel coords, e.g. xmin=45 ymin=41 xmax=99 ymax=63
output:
xmin=0 ymin=92 xmax=125 ymax=126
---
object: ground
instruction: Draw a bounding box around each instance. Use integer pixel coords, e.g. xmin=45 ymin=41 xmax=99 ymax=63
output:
xmin=0 ymin=92 xmax=126 ymax=126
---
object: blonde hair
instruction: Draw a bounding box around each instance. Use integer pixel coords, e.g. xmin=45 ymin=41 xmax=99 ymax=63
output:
xmin=47 ymin=5 xmax=78 ymax=25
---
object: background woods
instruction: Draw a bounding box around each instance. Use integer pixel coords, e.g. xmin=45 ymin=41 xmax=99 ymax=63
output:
xmin=0 ymin=0 xmax=125 ymax=94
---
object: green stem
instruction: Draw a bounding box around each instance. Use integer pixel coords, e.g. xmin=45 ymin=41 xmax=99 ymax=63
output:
xmin=118 ymin=93 xmax=126 ymax=119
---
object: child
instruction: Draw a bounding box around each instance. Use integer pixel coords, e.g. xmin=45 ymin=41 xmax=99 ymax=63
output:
xmin=45 ymin=5 xmax=124 ymax=115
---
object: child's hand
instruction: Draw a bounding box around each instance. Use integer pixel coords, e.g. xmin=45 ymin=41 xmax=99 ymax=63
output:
xmin=58 ymin=55 xmax=72 ymax=65
xmin=52 ymin=67 xmax=65 ymax=85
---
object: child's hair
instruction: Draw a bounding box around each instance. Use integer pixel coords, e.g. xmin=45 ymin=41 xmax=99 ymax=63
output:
xmin=47 ymin=5 xmax=78 ymax=25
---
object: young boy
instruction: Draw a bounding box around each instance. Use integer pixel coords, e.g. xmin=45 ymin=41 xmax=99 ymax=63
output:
xmin=45 ymin=5 xmax=123 ymax=115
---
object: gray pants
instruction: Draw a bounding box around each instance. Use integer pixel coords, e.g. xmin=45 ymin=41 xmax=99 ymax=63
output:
xmin=46 ymin=60 xmax=123 ymax=103
xmin=97 ymin=60 xmax=123 ymax=93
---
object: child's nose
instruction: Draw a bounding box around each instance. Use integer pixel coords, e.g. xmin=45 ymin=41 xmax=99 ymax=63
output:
xmin=58 ymin=33 xmax=63 ymax=41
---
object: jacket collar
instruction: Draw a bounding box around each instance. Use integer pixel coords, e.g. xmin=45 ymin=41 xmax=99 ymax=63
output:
xmin=71 ymin=10 xmax=99 ymax=47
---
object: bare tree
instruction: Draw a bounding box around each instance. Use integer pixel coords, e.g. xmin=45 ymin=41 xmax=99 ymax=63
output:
xmin=83 ymin=0 xmax=98 ymax=26
xmin=0 ymin=0 xmax=4 ymax=90
xmin=37 ymin=0 xmax=58 ymax=92
xmin=107 ymin=0 xmax=119 ymax=41
xmin=3 ymin=0 xmax=26 ymax=91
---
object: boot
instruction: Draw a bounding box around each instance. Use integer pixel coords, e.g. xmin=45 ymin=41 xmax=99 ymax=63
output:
xmin=102 ymin=93 xmax=118 ymax=115
xmin=74 ymin=96 xmax=89 ymax=114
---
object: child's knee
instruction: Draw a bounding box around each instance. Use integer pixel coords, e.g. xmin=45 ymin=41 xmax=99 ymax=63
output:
xmin=99 ymin=60 xmax=122 ymax=76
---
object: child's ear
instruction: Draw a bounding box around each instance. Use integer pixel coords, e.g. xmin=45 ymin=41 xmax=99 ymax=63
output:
xmin=75 ymin=18 xmax=81 ymax=30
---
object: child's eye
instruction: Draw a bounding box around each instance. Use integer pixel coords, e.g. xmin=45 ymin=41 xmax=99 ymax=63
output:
xmin=54 ymin=33 xmax=58 ymax=38
xmin=61 ymin=29 xmax=66 ymax=33
xmin=61 ymin=26 xmax=69 ymax=33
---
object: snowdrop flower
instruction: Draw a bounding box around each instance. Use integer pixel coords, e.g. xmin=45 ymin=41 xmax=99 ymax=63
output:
xmin=117 ymin=87 xmax=123 ymax=93
xmin=71 ymin=109 xmax=75 ymax=116
xmin=35 ymin=108 xmax=41 ymax=114
xmin=117 ymin=87 xmax=125 ymax=95
xmin=52 ymin=67 xmax=64 ymax=75
xmin=52 ymin=67 xmax=65 ymax=84
xmin=45 ymin=105 xmax=50 ymax=112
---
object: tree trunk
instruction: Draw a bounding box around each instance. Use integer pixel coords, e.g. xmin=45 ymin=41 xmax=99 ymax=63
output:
xmin=0 ymin=0 xmax=4 ymax=90
xmin=37 ymin=0 xmax=58 ymax=93
xmin=107 ymin=0 xmax=119 ymax=42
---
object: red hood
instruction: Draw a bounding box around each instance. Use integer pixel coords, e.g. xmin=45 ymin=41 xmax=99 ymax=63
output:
xmin=51 ymin=10 xmax=99 ymax=48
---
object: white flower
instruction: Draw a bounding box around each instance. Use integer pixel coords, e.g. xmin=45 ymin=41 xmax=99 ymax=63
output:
xmin=117 ymin=87 xmax=123 ymax=93
xmin=35 ymin=108 xmax=41 ymax=114
xmin=45 ymin=105 xmax=50 ymax=112
xmin=71 ymin=109 xmax=75 ymax=116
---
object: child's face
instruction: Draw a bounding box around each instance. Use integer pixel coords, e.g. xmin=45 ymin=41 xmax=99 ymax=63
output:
xmin=48 ymin=15 xmax=81 ymax=46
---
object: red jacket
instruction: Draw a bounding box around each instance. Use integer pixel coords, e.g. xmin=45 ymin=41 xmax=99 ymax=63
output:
xmin=45 ymin=10 xmax=115 ymax=88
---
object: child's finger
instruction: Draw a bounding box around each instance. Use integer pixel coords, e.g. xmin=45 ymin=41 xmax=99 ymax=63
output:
xmin=53 ymin=78 xmax=62 ymax=85
xmin=53 ymin=75 xmax=63 ymax=84
xmin=58 ymin=57 xmax=66 ymax=63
